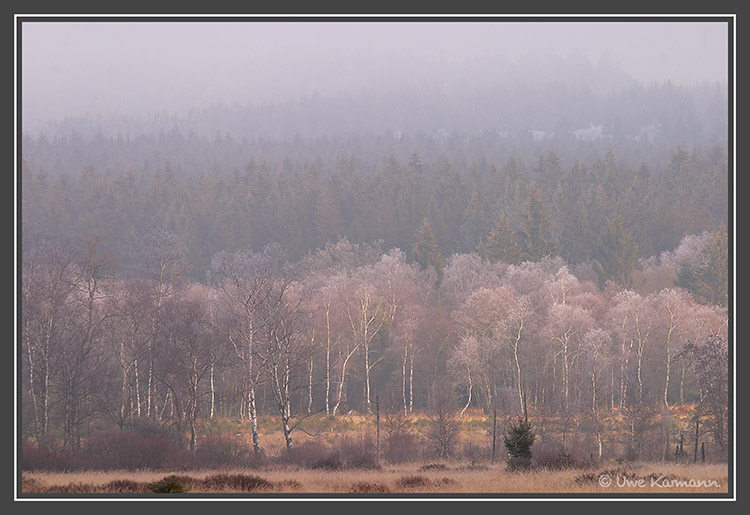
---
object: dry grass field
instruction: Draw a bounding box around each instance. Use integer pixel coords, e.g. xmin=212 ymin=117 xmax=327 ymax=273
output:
xmin=21 ymin=462 xmax=729 ymax=495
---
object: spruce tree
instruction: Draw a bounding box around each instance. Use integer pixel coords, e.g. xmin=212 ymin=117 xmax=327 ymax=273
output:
xmin=676 ymin=225 xmax=728 ymax=307
xmin=478 ymin=213 xmax=523 ymax=264
xmin=519 ymin=186 xmax=557 ymax=261
xmin=503 ymin=417 xmax=536 ymax=471
xmin=460 ymin=191 xmax=487 ymax=252
xmin=593 ymin=212 xmax=638 ymax=289
xmin=413 ymin=218 xmax=444 ymax=285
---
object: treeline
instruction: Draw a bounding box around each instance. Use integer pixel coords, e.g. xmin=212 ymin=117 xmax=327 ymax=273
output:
xmin=21 ymin=144 xmax=728 ymax=280
xmin=21 ymin=230 xmax=728 ymax=462
xmin=25 ymin=76 xmax=726 ymax=145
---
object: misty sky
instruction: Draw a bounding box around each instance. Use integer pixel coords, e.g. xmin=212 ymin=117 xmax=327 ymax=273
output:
xmin=21 ymin=19 xmax=729 ymax=133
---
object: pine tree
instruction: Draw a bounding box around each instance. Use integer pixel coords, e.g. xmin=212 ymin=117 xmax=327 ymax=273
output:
xmin=676 ymin=225 xmax=728 ymax=307
xmin=460 ymin=191 xmax=487 ymax=252
xmin=519 ymin=186 xmax=557 ymax=261
xmin=478 ymin=213 xmax=523 ymax=264
xmin=503 ymin=417 xmax=536 ymax=471
xmin=413 ymin=218 xmax=444 ymax=285
xmin=593 ymin=212 xmax=638 ymax=289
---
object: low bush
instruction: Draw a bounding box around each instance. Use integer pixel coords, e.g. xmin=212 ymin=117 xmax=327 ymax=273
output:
xmin=434 ymin=477 xmax=458 ymax=488
xmin=419 ymin=463 xmax=449 ymax=471
xmin=45 ymin=483 xmax=97 ymax=494
xmin=199 ymin=473 xmax=272 ymax=492
xmin=396 ymin=475 xmax=430 ymax=488
xmin=105 ymin=479 xmax=145 ymax=493
xmin=349 ymin=481 xmax=391 ymax=493
xmin=148 ymin=475 xmax=193 ymax=494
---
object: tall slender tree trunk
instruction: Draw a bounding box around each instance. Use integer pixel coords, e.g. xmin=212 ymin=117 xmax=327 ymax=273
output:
xmin=402 ymin=341 xmax=408 ymax=417
xmin=364 ymin=339 xmax=372 ymax=414
xmin=146 ymin=346 xmax=153 ymax=418
xmin=513 ymin=343 xmax=525 ymax=419
xmin=484 ymin=377 xmax=493 ymax=414
xmin=408 ymin=346 xmax=414 ymax=415
xmin=664 ymin=343 xmax=671 ymax=407
xmin=247 ymin=326 xmax=260 ymax=453
xmin=563 ymin=360 xmax=569 ymax=411
xmin=148 ymin=262 xmax=166 ymax=420
xmin=333 ymin=345 xmax=356 ymax=415
xmin=209 ymin=364 xmax=215 ymax=418
xmin=166 ymin=391 xmax=174 ymax=419
xmin=25 ymin=330 xmax=40 ymax=439
xmin=325 ymin=309 xmax=331 ymax=415
xmin=134 ymin=358 xmax=142 ymax=417
xmin=680 ymin=362 xmax=686 ymax=405
xmin=461 ymin=363 xmax=472 ymax=418
xmin=41 ymin=323 xmax=51 ymax=437
xmin=620 ymin=349 xmax=630 ymax=410
xmin=189 ymin=401 xmax=197 ymax=452
xmin=120 ymin=364 xmax=129 ymax=427
xmin=282 ymin=414 xmax=293 ymax=449
xmin=249 ymin=387 xmax=259 ymax=453
xmin=636 ymin=347 xmax=644 ymax=400
xmin=592 ymin=369 xmax=602 ymax=459
xmin=308 ymin=356 xmax=314 ymax=415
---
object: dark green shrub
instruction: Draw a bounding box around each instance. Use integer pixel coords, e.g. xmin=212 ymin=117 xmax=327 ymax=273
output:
xmin=148 ymin=475 xmax=192 ymax=493
xmin=503 ymin=417 xmax=535 ymax=471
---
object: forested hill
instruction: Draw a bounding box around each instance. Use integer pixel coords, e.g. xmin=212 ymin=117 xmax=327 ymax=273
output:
xmin=22 ymin=141 xmax=727 ymax=283
xmin=21 ymin=73 xmax=728 ymax=281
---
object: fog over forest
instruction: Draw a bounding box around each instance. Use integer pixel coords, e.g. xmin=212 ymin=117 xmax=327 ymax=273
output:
xmin=19 ymin=20 xmax=731 ymax=478
xmin=23 ymin=21 xmax=727 ymax=137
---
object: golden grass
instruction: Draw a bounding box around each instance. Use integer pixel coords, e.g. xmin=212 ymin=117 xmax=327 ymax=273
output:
xmin=216 ymin=405 xmax=701 ymax=457
xmin=22 ymin=461 xmax=729 ymax=495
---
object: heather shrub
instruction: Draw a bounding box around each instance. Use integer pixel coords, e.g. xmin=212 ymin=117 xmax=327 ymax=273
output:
xmin=44 ymin=482 xmax=97 ymax=494
xmin=419 ymin=463 xmax=449 ymax=471
xmin=349 ymin=481 xmax=391 ymax=493
xmin=199 ymin=473 xmax=272 ymax=491
xmin=396 ymin=475 xmax=430 ymax=488
xmin=21 ymin=474 xmax=44 ymax=493
xmin=148 ymin=475 xmax=193 ymax=494
xmin=104 ymin=479 xmax=146 ymax=493
xmin=435 ymin=477 xmax=458 ymax=488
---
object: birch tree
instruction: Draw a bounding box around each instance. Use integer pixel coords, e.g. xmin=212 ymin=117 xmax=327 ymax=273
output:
xmin=211 ymin=247 xmax=278 ymax=453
